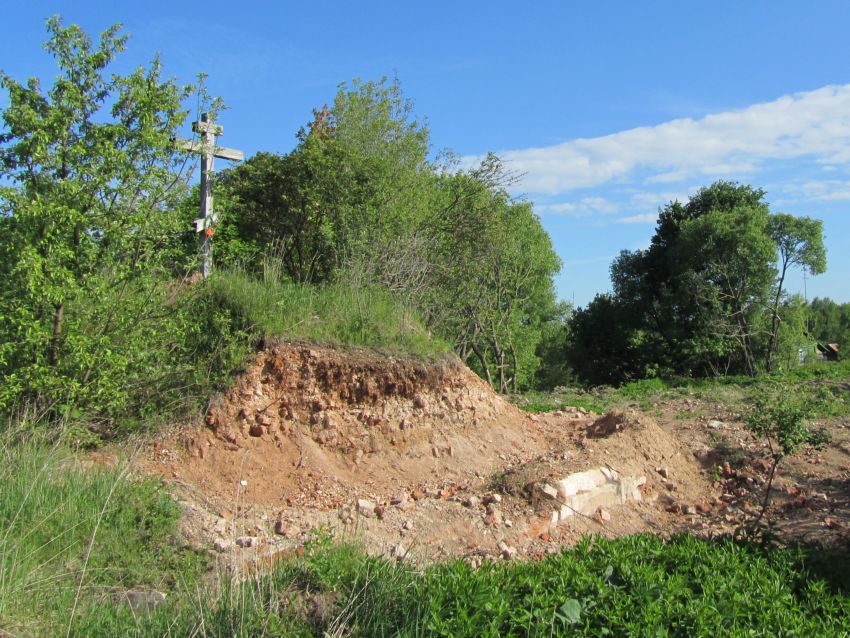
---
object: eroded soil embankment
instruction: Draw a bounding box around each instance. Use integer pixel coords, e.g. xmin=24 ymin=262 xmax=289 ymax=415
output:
xmin=141 ymin=343 xmax=722 ymax=564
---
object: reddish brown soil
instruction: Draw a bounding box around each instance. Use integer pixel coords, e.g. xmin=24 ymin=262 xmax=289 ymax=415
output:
xmin=135 ymin=343 xmax=850 ymax=570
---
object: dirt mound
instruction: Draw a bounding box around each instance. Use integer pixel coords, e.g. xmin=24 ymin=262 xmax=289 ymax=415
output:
xmin=139 ymin=344 xmax=723 ymax=565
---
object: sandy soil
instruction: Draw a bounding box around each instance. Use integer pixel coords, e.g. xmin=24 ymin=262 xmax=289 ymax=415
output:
xmin=133 ymin=342 xmax=850 ymax=571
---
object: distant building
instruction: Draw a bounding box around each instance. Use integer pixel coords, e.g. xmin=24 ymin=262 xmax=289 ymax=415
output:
xmin=816 ymin=342 xmax=840 ymax=362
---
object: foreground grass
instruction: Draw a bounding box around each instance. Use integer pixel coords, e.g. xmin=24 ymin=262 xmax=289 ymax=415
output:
xmin=77 ymin=533 xmax=850 ymax=637
xmin=0 ymin=434 xmax=208 ymax=636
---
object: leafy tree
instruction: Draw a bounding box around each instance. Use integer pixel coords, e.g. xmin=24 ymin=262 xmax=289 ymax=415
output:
xmin=0 ymin=18 xmax=212 ymax=424
xmin=764 ymin=214 xmax=826 ymax=371
xmin=575 ymin=181 xmax=827 ymax=384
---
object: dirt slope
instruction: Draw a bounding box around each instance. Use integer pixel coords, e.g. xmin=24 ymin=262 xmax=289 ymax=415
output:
xmin=138 ymin=343 xmax=760 ymax=567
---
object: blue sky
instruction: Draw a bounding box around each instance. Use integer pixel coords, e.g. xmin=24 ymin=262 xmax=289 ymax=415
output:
xmin=3 ymin=1 xmax=849 ymax=306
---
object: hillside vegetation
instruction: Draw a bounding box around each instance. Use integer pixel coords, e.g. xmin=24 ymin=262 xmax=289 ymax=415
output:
xmin=1 ymin=18 xmax=849 ymax=638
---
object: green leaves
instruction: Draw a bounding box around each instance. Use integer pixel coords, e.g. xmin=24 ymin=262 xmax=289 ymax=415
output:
xmin=571 ymin=180 xmax=828 ymax=384
xmin=0 ymin=18 xmax=205 ymax=424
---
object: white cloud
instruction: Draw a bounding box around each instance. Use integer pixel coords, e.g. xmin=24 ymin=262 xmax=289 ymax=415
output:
xmin=468 ymin=84 xmax=850 ymax=196
xmin=617 ymin=213 xmax=658 ymax=225
xmin=537 ymin=196 xmax=620 ymax=217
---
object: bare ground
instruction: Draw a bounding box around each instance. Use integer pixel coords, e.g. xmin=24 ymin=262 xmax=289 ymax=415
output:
xmin=131 ymin=343 xmax=850 ymax=572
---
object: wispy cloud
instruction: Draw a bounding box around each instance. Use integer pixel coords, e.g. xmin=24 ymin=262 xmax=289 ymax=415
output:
xmin=617 ymin=213 xmax=657 ymax=224
xmin=467 ymin=84 xmax=850 ymax=196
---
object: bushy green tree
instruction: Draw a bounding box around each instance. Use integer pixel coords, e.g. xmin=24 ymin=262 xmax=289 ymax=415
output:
xmin=568 ymin=181 xmax=827 ymax=384
xmin=214 ymin=85 xmax=561 ymax=392
xmin=0 ymin=18 xmax=229 ymax=427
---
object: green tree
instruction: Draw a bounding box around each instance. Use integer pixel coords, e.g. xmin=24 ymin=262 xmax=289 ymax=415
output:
xmin=585 ymin=181 xmax=828 ymax=382
xmin=764 ymin=214 xmax=826 ymax=371
xmin=0 ymin=18 xmax=202 ymax=421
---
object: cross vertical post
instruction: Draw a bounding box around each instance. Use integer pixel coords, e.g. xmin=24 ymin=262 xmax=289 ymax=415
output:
xmin=178 ymin=112 xmax=244 ymax=278
xmin=197 ymin=114 xmax=217 ymax=278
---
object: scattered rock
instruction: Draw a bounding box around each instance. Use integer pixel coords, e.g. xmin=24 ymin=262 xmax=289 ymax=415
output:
xmin=707 ymin=420 xmax=724 ymax=429
xmin=497 ymin=541 xmax=516 ymax=559
xmin=236 ymin=536 xmax=260 ymax=548
xmin=213 ymin=538 xmax=232 ymax=553
xmin=482 ymin=493 xmax=502 ymax=505
xmin=534 ymin=483 xmax=559 ymax=501
xmin=357 ymin=499 xmax=376 ymax=517
xmin=463 ymin=495 xmax=482 ymax=508
xmin=393 ymin=543 xmax=408 ymax=561
xmin=213 ymin=518 xmax=228 ymax=535
xmin=683 ymin=505 xmax=698 ymax=516
xmin=594 ymin=506 xmax=611 ymax=524
xmin=274 ymin=520 xmax=300 ymax=537
xmin=484 ymin=504 xmax=502 ymax=527
xmin=655 ymin=466 xmax=669 ymax=480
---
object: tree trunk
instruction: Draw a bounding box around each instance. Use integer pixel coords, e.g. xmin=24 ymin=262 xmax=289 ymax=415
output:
xmin=472 ymin=343 xmax=493 ymax=388
xmin=48 ymin=302 xmax=64 ymax=369
xmin=765 ymin=266 xmax=788 ymax=373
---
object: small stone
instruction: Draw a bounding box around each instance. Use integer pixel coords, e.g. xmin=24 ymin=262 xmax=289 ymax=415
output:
xmin=482 ymin=493 xmax=502 ymax=505
xmin=411 ymin=487 xmax=425 ymax=501
xmin=213 ymin=518 xmax=228 ymax=535
xmin=213 ymin=538 xmax=232 ymax=553
xmin=235 ymin=536 xmax=259 ymax=549
xmin=497 ymin=541 xmax=516 ymax=559
xmin=248 ymin=423 xmax=264 ymax=437
xmin=463 ymin=495 xmax=482 ymax=508
xmin=432 ymin=446 xmax=441 ymax=458
xmin=707 ymin=420 xmax=724 ymax=429
xmin=594 ymin=506 xmax=611 ymax=523
xmin=374 ymin=505 xmax=386 ymax=520
xmin=505 ymin=519 xmax=513 ymax=528
xmin=535 ymin=483 xmax=559 ymax=501
xmin=357 ymin=499 xmax=376 ymax=517
xmin=403 ymin=520 xmax=414 ymax=531
xmin=484 ymin=507 xmax=502 ymax=528
xmin=393 ymin=543 xmax=408 ymax=561
xmin=655 ymin=466 xmax=669 ymax=480
xmin=683 ymin=505 xmax=698 ymax=516
xmin=274 ymin=520 xmax=300 ymax=537
xmin=697 ymin=503 xmax=711 ymax=514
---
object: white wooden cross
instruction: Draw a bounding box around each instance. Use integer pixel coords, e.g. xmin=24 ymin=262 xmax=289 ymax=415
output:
xmin=178 ymin=112 xmax=244 ymax=278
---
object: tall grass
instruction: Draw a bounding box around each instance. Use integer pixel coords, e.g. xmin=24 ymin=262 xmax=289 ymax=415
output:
xmin=206 ymin=269 xmax=450 ymax=359
xmin=0 ymin=428 xmax=206 ymax=636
